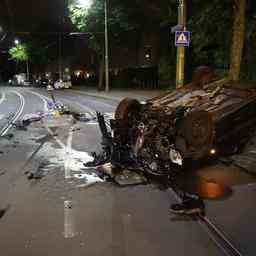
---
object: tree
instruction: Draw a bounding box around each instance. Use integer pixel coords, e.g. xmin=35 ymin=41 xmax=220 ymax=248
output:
xmin=9 ymin=44 xmax=29 ymax=62
xmin=9 ymin=43 xmax=30 ymax=79
xmin=69 ymin=0 xmax=141 ymax=90
xmin=228 ymin=0 xmax=246 ymax=81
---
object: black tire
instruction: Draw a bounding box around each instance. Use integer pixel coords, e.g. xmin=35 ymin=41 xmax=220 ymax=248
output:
xmin=115 ymin=98 xmax=141 ymax=120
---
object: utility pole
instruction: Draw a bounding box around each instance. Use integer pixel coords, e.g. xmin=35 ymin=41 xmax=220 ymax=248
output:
xmin=176 ymin=0 xmax=187 ymax=88
xmin=59 ymin=32 xmax=62 ymax=81
xmin=105 ymin=0 xmax=110 ymax=92
xmin=26 ymin=59 xmax=29 ymax=80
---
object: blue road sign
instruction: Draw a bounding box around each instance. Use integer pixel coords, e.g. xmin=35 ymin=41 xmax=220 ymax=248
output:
xmin=175 ymin=31 xmax=190 ymax=47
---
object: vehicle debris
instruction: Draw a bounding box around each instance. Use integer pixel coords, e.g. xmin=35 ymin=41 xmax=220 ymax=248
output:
xmin=0 ymin=205 xmax=10 ymax=219
xmin=1 ymin=133 xmax=14 ymax=140
xmin=170 ymin=196 xmax=205 ymax=215
xmin=72 ymin=112 xmax=96 ymax=122
xmin=114 ymin=169 xmax=147 ymax=186
xmin=21 ymin=113 xmax=43 ymax=126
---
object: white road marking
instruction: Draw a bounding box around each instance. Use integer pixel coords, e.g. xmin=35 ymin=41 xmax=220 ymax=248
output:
xmin=28 ymin=90 xmax=94 ymax=178
xmin=64 ymin=126 xmax=74 ymax=179
xmin=64 ymin=200 xmax=76 ymax=238
xmin=0 ymin=92 xmax=6 ymax=105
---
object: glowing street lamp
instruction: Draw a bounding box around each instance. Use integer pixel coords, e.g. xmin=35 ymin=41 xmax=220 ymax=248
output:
xmin=77 ymin=0 xmax=92 ymax=8
xmin=14 ymin=39 xmax=20 ymax=45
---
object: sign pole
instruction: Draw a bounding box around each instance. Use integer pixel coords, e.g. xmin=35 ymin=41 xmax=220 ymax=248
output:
xmin=105 ymin=0 xmax=110 ymax=92
xmin=176 ymin=0 xmax=186 ymax=89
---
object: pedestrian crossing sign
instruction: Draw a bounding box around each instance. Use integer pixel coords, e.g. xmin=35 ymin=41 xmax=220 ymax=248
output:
xmin=175 ymin=31 xmax=190 ymax=47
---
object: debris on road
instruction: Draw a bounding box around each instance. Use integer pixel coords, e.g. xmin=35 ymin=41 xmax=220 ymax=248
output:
xmin=22 ymin=113 xmax=43 ymax=125
xmin=0 ymin=205 xmax=10 ymax=219
xmin=170 ymin=196 xmax=205 ymax=215
xmin=72 ymin=112 xmax=96 ymax=123
xmin=26 ymin=162 xmax=51 ymax=180
xmin=1 ymin=133 xmax=14 ymax=140
xmin=114 ymin=169 xmax=147 ymax=186
xmin=14 ymin=113 xmax=43 ymax=129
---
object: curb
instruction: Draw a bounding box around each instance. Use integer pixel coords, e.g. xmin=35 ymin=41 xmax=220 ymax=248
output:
xmin=69 ymin=88 xmax=163 ymax=103
xmin=69 ymin=89 xmax=123 ymax=103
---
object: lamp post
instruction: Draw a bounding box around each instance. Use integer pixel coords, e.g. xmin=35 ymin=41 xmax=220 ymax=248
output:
xmin=104 ymin=0 xmax=109 ymax=92
xmin=77 ymin=0 xmax=109 ymax=92
xmin=176 ymin=0 xmax=186 ymax=88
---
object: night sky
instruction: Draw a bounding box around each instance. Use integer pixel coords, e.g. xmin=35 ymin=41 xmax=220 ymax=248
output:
xmin=0 ymin=0 xmax=92 ymax=80
xmin=0 ymin=0 xmax=68 ymax=31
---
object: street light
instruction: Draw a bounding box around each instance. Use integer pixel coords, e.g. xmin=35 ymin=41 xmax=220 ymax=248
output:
xmin=77 ymin=0 xmax=92 ymax=8
xmin=14 ymin=39 xmax=20 ymax=45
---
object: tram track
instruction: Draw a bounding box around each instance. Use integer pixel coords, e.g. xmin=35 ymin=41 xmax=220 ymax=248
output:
xmin=0 ymin=91 xmax=25 ymax=136
xmin=170 ymin=189 xmax=243 ymax=256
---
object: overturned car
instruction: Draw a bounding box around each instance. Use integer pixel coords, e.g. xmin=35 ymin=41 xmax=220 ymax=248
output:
xmin=102 ymin=67 xmax=256 ymax=176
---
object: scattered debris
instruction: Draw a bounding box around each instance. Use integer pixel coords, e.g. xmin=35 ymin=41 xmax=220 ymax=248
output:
xmin=0 ymin=205 xmax=10 ymax=219
xmin=72 ymin=112 xmax=96 ymax=123
xmin=170 ymin=197 xmax=205 ymax=215
xmin=73 ymin=172 xmax=104 ymax=187
xmin=1 ymin=133 xmax=14 ymax=140
xmin=114 ymin=169 xmax=147 ymax=186
xmin=22 ymin=113 xmax=43 ymax=126
xmin=26 ymin=161 xmax=57 ymax=180
xmin=71 ymin=127 xmax=81 ymax=132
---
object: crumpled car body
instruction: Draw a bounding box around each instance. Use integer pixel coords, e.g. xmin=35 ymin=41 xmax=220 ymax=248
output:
xmin=111 ymin=68 xmax=256 ymax=174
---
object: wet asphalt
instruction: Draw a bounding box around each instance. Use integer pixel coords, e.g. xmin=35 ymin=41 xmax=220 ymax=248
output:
xmin=0 ymin=85 xmax=255 ymax=256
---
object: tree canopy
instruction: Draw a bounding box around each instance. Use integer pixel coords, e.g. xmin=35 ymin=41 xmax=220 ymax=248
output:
xmin=69 ymin=0 xmax=256 ymax=83
xmin=69 ymin=0 xmax=141 ymax=52
xmin=9 ymin=44 xmax=29 ymax=62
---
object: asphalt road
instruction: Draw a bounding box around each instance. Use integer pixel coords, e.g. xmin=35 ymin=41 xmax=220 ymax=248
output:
xmin=0 ymin=85 xmax=255 ymax=256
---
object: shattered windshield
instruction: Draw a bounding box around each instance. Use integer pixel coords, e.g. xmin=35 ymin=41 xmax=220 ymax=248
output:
xmin=0 ymin=0 xmax=256 ymax=255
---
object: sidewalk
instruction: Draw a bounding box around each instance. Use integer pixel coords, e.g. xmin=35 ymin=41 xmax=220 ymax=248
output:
xmin=71 ymin=86 xmax=169 ymax=102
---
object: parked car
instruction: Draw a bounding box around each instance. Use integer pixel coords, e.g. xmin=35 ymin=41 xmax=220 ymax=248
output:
xmin=23 ymin=79 xmax=32 ymax=86
xmin=53 ymin=80 xmax=72 ymax=89
xmin=63 ymin=80 xmax=72 ymax=89
xmin=40 ymin=78 xmax=50 ymax=87
xmin=54 ymin=80 xmax=63 ymax=89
